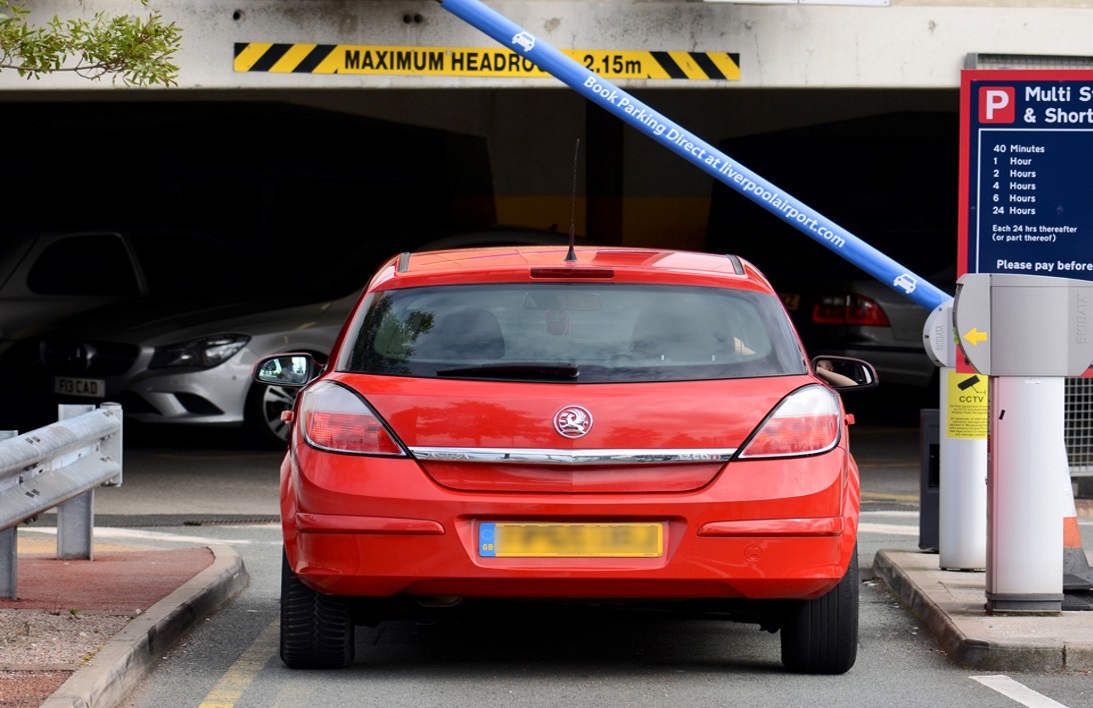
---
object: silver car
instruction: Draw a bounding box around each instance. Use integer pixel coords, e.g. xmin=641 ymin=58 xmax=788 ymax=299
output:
xmin=28 ymin=227 xmax=574 ymax=446
xmin=37 ymin=294 xmax=357 ymax=446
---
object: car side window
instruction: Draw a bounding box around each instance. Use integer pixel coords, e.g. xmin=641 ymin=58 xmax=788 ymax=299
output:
xmin=26 ymin=234 xmax=142 ymax=296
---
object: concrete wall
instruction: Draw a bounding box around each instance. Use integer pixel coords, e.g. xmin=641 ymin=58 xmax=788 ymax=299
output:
xmin=4 ymin=1 xmax=1090 ymax=247
xmin=7 ymin=1 xmax=1091 ymax=91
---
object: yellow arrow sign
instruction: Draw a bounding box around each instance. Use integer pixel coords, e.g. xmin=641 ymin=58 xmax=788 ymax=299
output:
xmin=963 ymin=327 xmax=988 ymax=347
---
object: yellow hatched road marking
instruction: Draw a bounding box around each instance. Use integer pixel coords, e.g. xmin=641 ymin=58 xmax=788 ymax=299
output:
xmin=16 ymin=534 xmax=139 ymax=554
xmin=198 ymin=619 xmax=279 ymax=708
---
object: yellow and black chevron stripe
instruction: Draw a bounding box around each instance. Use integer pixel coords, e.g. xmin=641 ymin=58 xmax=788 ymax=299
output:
xmin=234 ymin=43 xmax=740 ymax=81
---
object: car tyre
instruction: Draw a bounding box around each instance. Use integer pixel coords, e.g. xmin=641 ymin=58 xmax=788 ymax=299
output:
xmin=245 ymin=382 xmax=298 ymax=447
xmin=779 ymin=547 xmax=859 ymax=674
xmin=280 ymin=549 xmax=355 ymax=669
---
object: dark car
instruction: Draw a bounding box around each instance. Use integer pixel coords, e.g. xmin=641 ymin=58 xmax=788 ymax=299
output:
xmin=706 ymin=112 xmax=959 ymax=408
xmin=0 ymin=228 xmax=251 ymax=359
xmin=772 ymin=259 xmax=954 ymax=394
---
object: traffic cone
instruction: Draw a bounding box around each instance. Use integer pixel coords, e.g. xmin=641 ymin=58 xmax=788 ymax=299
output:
xmin=1062 ymin=460 xmax=1093 ymax=610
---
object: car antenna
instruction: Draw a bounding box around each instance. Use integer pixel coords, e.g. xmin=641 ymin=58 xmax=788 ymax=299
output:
xmin=565 ymin=138 xmax=579 ymax=263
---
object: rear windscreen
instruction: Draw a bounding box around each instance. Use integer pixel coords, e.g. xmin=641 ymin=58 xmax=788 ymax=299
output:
xmin=339 ymin=283 xmax=807 ymax=383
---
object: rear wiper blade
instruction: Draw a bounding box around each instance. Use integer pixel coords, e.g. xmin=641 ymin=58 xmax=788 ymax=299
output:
xmin=435 ymin=363 xmax=580 ymax=380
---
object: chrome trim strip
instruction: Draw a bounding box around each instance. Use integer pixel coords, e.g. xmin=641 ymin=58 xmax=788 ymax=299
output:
xmin=408 ymin=447 xmax=736 ymax=464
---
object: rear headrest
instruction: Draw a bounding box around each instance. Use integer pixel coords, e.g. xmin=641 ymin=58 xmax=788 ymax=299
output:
xmin=631 ymin=299 xmax=733 ymax=362
xmin=414 ymin=306 xmax=505 ymax=360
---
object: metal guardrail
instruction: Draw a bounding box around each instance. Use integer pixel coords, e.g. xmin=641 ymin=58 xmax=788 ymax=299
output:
xmin=0 ymin=403 xmax=123 ymax=598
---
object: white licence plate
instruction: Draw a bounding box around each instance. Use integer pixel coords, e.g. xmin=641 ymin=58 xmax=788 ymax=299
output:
xmin=54 ymin=377 xmax=106 ymax=398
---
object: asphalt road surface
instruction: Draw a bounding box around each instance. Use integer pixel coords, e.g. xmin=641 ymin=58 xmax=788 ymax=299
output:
xmin=21 ymin=403 xmax=1093 ymax=708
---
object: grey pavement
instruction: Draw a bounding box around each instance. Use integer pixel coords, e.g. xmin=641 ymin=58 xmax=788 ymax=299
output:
xmin=875 ymin=547 xmax=1093 ymax=672
xmin=851 ymin=419 xmax=1093 ymax=673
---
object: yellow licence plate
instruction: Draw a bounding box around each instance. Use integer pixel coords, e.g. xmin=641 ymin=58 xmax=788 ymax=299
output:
xmin=478 ymin=522 xmax=663 ymax=558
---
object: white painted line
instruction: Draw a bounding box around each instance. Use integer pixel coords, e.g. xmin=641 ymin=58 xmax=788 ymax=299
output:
xmin=19 ymin=525 xmax=280 ymax=546
xmin=859 ymin=523 xmax=917 ymax=536
xmin=971 ymin=675 xmax=1070 ymax=708
xmin=860 ymin=510 xmax=919 ymax=518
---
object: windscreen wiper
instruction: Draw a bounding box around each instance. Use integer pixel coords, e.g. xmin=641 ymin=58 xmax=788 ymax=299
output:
xmin=435 ymin=363 xmax=580 ymax=380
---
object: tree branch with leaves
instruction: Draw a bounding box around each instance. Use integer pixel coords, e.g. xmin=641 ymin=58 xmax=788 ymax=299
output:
xmin=0 ymin=0 xmax=181 ymax=87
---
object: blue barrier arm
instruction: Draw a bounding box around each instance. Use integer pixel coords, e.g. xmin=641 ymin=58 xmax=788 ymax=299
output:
xmin=436 ymin=0 xmax=952 ymax=312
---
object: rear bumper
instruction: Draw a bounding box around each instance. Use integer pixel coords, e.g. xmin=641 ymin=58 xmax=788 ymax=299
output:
xmin=286 ymin=501 xmax=858 ymax=601
xmin=281 ymin=443 xmax=860 ymax=603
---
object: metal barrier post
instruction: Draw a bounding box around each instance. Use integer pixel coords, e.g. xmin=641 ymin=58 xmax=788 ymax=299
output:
xmin=0 ymin=527 xmax=13 ymax=599
xmin=986 ymin=376 xmax=1065 ymax=611
xmin=919 ymin=409 xmax=940 ymax=552
xmin=55 ymin=404 xmax=97 ymax=561
xmin=101 ymin=402 xmax=123 ymax=487
xmin=938 ymin=368 xmax=988 ymax=571
xmin=0 ymin=430 xmax=15 ymax=597
xmin=0 ymin=405 xmax=123 ymax=598
xmin=924 ymin=305 xmax=988 ymax=570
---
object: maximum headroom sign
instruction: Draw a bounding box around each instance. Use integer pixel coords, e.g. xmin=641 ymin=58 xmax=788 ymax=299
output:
xmin=234 ymin=43 xmax=741 ymax=80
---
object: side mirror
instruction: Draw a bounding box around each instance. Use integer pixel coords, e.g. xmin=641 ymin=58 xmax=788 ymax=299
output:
xmin=811 ymin=355 xmax=879 ymax=391
xmin=254 ymin=353 xmax=320 ymax=387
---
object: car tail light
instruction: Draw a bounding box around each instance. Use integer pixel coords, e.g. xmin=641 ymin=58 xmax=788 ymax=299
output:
xmin=298 ymin=381 xmax=407 ymax=456
xmin=811 ymin=294 xmax=890 ymax=326
xmin=738 ymin=385 xmax=841 ymax=458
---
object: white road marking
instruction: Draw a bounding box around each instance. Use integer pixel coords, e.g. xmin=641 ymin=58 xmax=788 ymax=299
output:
xmin=19 ymin=524 xmax=280 ymax=546
xmin=860 ymin=510 xmax=919 ymax=518
xmin=971 ymin=675 xmax=1070 ymax=708
xmin=859 ymin=523 xmax=918 ymax=536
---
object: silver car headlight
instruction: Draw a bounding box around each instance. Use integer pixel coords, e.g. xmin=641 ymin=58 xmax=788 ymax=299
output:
xmin=150 ymin=334 xmax=250 ymax=369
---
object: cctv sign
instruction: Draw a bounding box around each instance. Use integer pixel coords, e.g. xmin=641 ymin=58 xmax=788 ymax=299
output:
xmin=960 ymin=70 xmax=1093 ymax=282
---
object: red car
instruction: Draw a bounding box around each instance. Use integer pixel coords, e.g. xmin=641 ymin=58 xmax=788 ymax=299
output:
xmin=255 ymin=245 xmax=877 ymax=674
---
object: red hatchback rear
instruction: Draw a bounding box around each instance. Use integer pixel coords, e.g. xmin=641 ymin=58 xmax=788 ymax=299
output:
xmin=256 ymin=245 xmax=877 ymax=674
